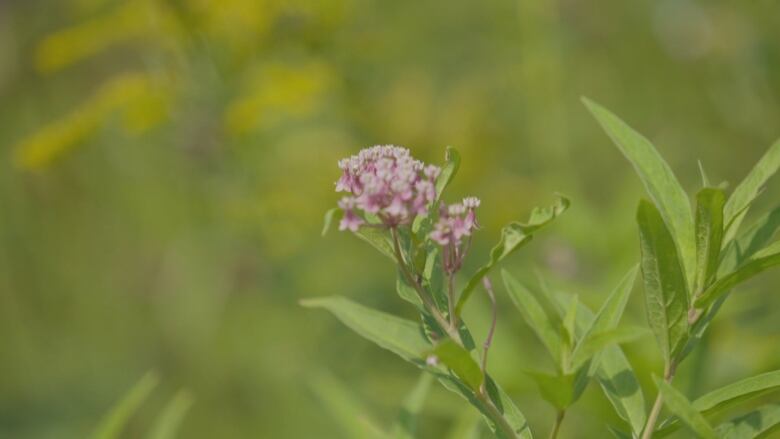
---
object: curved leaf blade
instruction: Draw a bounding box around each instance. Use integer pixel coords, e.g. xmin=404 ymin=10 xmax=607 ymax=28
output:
xmin=720 ymin=204 xmax=780 ymax=274
xmin=716 ymin=404 xmax=780 ymax=439
xmin=655 ymin=378 xmax=718 ymax=439
xmin=570 ymin=266 xmax=638 ymax=372
xmin=301 ymin=296 xmax=430 ymax=361
xmin=431 ymin=340 xmax=484 ymax=391
xmin=696 ymin=247 xmax=780 ymax=308
xmin=584 ymin=97 xmax=695 ymax=284
xmin=694 ymin=188 xmax=726 ymax=293
xmin=435 ymin=146 xmax=461 ymax=202
xmin=148 ymin=391 xmax=194 ymax=439
xmin=502 ymin=269 xmax=562 ymax=365
xmin=456 ymin=196 xmax=569 ymax=315
xmin=636 ymin=200 xmax=690 ymax=363
xmin=723 ymin=138 xmax=780 ymax=242
xmin=92 ymin=372 xmax=159 ymax=439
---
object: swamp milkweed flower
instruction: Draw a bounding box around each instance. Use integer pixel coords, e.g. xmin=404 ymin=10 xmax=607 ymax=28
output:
xmin=334 ymin=145 xmax=440 ymax=230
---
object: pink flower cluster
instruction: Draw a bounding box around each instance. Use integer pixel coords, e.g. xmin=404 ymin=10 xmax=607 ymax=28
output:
xmin=335 ymin=145 xmax=440 ymax=231
xmin=430 ymin=197 xmax=480 ymax=273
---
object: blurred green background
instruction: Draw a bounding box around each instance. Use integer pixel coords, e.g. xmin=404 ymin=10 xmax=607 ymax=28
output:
xmin=1 ymin=0 xmax=779 ymax=437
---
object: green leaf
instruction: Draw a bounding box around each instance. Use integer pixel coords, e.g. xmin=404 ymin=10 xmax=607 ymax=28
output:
xmin=720 ymin=204 xmax=780 ymax=275
xmin=657 ymin=370 xmax=780 ymax=437
xmin=636 ymin=200 xmax=690 ymax=363
xmin=569 ymin=327 xmax=649 ymax=371
xmin=456 ymin=196 xmax=569 ymax=315
xmin=431 ymin=340 xmax=484 ymax=391
xmin=694 ymin=188 xmax=726 ymax=294
xmin=716 ymin=404 xmax=780 ymax=439
xmin=554 ymin=292 xmax=646 ymax=435
xmin=301 ymin=296 xmax=430 ymax=361
xmin=723 ymin=138 xmax=780 ymax=242
xmin=355 ymin=227 xmax=396 ymax=260
xmin=302 ymin=299 xmax=529 ymax=438
xmin=570 ymin=266 xmax=638 ymax=373
xmin=695 ymin=370 xmax=780 ymax=415
xmin=597 ymin=346 xmax=647 ymax=436
xmin=309 ymin=371 xmax=387 ymax=439
xmin=584 ymin=97 xmax=695 ymax=285
xmin=435 ymin=374 xmax=533 ymax=439
xmin=525 ymin=370 xmax=577 ymax=410
xmin=92 ymin=372 xmax=159 ymax=439
xmin=435 ymin=146 xmax=461 ymax=202
xmin=148 ymin=391 xmax=194 ymax=439
xmin=323 ymin=208 xmax=338 ymax=236
xmin=502 ymin=269 xmax=562 ymax=365
xmin=446 ymin=411 xmax=483 ymax=439
xmin=561 ymin=296 xmax=578 ymax=353
xmin=655 ymin=377 xmax=718 ymax=439
xmin=392 ymin=373 xmax=434 ymax=439
xmin=696 ymin=246 xmax=780 ymax=308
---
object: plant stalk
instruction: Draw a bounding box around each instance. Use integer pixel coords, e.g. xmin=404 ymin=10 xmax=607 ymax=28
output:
xmin=390 ymin=227 xmax=462 ymax=344
xmin=476 ymin=390 xmax=520 ymax=439
xmin=640 ymin=363 xmax=677 ymax=439
xmin=548 ymin=410 xmax=566 ymax=439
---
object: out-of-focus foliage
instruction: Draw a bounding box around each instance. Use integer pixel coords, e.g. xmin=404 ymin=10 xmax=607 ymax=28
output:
xmin=1 ymin=0 xmax=779 ymax=437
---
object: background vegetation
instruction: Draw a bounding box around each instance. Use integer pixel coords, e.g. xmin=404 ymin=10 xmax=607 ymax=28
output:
xmin=1 ymin=0 xmax=779 ymax=437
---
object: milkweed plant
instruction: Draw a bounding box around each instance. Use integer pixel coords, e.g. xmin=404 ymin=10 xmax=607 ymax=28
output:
xmin=303 ymin=98 xmax=780 ymax=439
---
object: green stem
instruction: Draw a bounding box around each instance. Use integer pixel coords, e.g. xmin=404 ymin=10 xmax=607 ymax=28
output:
xmin=390 ymin=227 xmax=461 ymax=344
xmin=476 ymin=390 xmax=520 ymax=439
xmin=641 ymin=363 xmax=676 ymax=439
xmin=548 ymin=410 xmax=566 ymax=439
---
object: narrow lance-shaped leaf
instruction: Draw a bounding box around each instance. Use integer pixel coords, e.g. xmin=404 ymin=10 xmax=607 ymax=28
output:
xmin=656 ymin=370 xmax=780 ymax=437
xmin=392 ymin=373 xmax=434 ymax=439
xmin=723 ymin=138 xmax=780 ymax=242
xmin=355 ymin=227 xmax=396 ymax=260
xmin=430 ymin=340 xmax=484 ymax=392
xmin=570 ymin=327 xmax=649 ymax=370
xmin=570 ymin=266 xmax=638 ymax=373
xmin=636 ymin=200 xmax=690 ymax=363
xmin=694 ymin=188 xmax=725 ymax=293
xmin=696 ymin=243 xmax=780 ymax=308
xmin=715 ymin=404 xmax=780 ymax=439
xmin=92 ymin=372 xmax=159 ymax=439
xmin=553 ymin=292 xmax=646 ymax=436
xmin=655 ymin=377 xmax=718 ymax=439
xmin=456 ymin=196 xmax=569 ymax=316
xmin=435 ymin=146 xmax=461 ymax=202
xmin=584 ymin=97 xmax=695 ymax=285
xmin=502 ymin=269 xmax=562 ymax=365
xmin=301 ymin=296 xmax=431 ymax=361
xmin=148 ymin=391 xmax=195 ymax=439
xmin=720 ymin=204 xmax=780 ymax=275
xmin=525 ymin=370 xmax=577 ymax=410
xmin=302 ymin=296 xmax=532 ymax=439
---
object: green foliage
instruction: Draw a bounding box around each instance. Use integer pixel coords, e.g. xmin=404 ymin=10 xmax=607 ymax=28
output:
xmin=694 ymin=188 xmax=726 ymax=293
xmin=654 ymin=377 xmax=717 ymax=439
xmin=149 ymin=391 xmax=194 ymax=439
xmin=309 ymin=372 xmax=387 ymax=439
xmin=723 ymin=139 xmax=780 ymax=242
xmin=715 ymin=404 xmax=780 ymax=439
xmin=584 ymin=98 xmax=695 ymax=285
xmin=92 ymin=372 xmax=159 ymax=439
xmin=636 ymin=200 xmax=690 ymax=364
xmin=300 ymin=296 xmax=430 ymax=361
xmin=456 ymin=195 xmax=569 ymax=316
xmin=435 ymin=146 xmax=462 ymax=203
xmin=430 ymin=340 xmax=484 ymax=392
xmin=696 ymin=246 xmax=780 ymax=308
